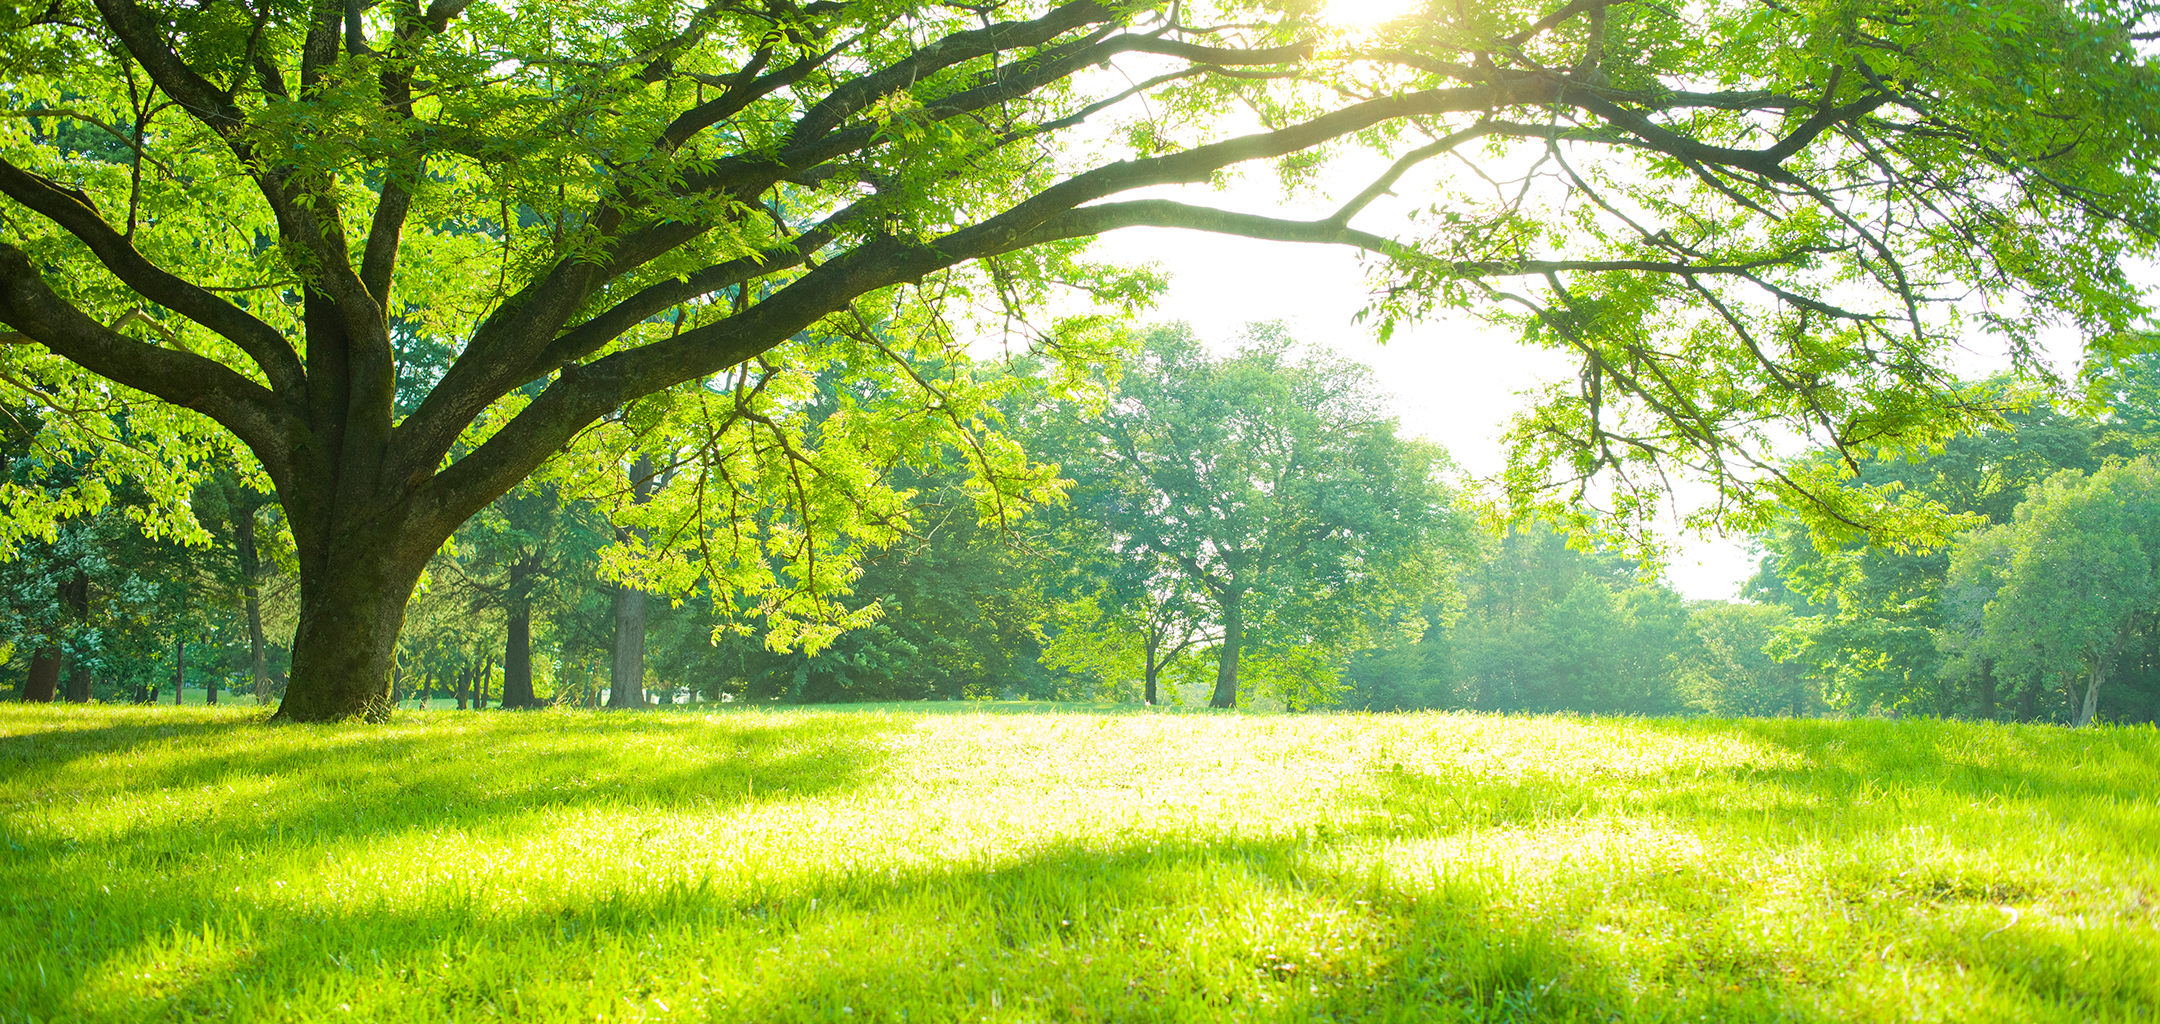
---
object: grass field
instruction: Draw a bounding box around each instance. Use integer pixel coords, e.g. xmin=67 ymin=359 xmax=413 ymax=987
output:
xmin=0 ymin=704 xmax=2154 ymax=1022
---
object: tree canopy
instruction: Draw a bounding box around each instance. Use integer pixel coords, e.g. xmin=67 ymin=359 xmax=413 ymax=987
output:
xmin=1047 ymin=324 xmax=1455 ymax=708
xmin=0 ymin=0 xmax=2153 ymax=719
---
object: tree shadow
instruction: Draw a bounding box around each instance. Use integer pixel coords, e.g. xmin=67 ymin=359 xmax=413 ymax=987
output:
xmin=0 ymin=707 xmax=906 ymax=881
xmin=11 ymin=821 xmax=1861 ymax=1023
xmin=3 ymin=711 xmax=2149 ymax=1021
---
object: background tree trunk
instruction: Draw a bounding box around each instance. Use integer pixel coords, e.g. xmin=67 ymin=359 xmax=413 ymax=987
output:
xmin=22 ymin=649 xmax=59 ymax=702
xmin=174 ymin=639 xmax=185 ymax=706
xmin=474 ymin=655 xmax=495 ymax=711
xmin=608 ymin=586 xmax=646 ymax=708
xmin=607 ymin=456 xmax=661 ymax=710
xmin=233 ymin=505 xmax=272 ymax=704
xmin=2077 ymin=659 xmax=2109 ymax=728
xmin=60 ymin=570 xmax=90 ymax=703
xmin=1209 ymin=593 xmax=1243 ymax=709
xmin=1976 ymin=658 xmax=1997 ymax=722
xmin=501 ymin=601 xmax=536 ymax=708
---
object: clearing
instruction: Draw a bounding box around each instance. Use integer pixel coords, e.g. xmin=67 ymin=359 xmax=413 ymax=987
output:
xmin=0 ymin=704 xmax=2154 ymax=1022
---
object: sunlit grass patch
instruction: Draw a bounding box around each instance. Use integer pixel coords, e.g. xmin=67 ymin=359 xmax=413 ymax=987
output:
xmin=1 ymin=704 xmax=2154 ymax=1022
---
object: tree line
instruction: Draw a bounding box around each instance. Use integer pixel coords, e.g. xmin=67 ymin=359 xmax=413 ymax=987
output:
xmin=14 ymin=327 xmax=2157 ymax=723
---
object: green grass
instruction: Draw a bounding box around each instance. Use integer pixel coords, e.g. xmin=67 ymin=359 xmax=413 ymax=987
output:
xmin=0 ymin=705 xmax=2154 ymax=1022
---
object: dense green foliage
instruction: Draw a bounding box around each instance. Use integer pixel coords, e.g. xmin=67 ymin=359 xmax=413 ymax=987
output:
xmin=3 ymin=704 xmax=2155 ymax=1021
xmin=1748 ymin=367 xmax=2160 ymax=725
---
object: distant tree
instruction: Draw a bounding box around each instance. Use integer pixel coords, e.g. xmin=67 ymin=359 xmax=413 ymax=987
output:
xmin=1939 ymin=525 xmax=2017 ymax=720
xmin=1680 ymin=603 xmax=1823 ymax=717
xmin=1983 ymin=461 xmax=2160 ymax=728
xmin=1340 ymin=608 xmax=1455 ymax=712
xmin=193 ymin=471 xmax=284 ymax=703
xmin=447 ymin=484 xmax=610 ymax=709
xmin=1039 ymin=568 xmax=1215 ymax=706
xmin=1452 ymin=523 xmax=1648 ymax=712
xmin=1063 ymin=325 xmax=1456 ymax=708
xmin=1752 ymin=404 xmax=2119 ymax=715
xmin=605 ymin=457 xmax=662 ymax=710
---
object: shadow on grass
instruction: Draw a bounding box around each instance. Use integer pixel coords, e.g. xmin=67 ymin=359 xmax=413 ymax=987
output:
xmin=0 ymin=706 xmax=907 ymax=877
xmin=6 ymin=820 xmax=1855 ymax=1023
xmin=2 ymin=710 xmax=2150 ymax=1021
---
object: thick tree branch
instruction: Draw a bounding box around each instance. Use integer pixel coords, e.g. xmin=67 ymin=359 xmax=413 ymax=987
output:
xmin=0 ymin=156 xmax=304 ymax=395
xmin=0 ymin=244 xmax=289 ymax=476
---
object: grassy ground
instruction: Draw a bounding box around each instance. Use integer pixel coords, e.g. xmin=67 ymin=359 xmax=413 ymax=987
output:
xmin=0 ymin=705 xmax=2154 ymax=1023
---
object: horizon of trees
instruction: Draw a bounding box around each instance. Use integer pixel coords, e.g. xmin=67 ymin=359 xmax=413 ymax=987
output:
xmin=12 ymin=331 xmax=2160 ymax=726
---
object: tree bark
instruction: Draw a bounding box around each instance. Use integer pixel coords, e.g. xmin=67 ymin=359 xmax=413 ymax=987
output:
xmin=608 ymin=456 xmax=660 ymax=710
xmin=174 ymin=638 xmax=185 ymax=706
xmin=1976 ymin=657 xmax=1996 ymax=722
xmin=272 ymin=535 xmax=430 ymax=722
xmin=22 ymin=649 xmax=59 ymax=702
xmin=1209 ymin=592 xmax=1243 ymax=709
xmin=501 ymin=600 xmax=536 ymax=708
xmin=474 ymin=655 xmax=495 ymax=710
xmin=58 ymin=570 xmax=90 ymax=703
xmin=2077 ymin=665 xmax=2106 ymax=728
xmin=608 ymin=586 xmax=647 ymax=708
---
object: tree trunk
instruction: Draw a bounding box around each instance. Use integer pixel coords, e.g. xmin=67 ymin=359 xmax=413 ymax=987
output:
xmin=272 ymin=539 xmax=429 ymax=722
xmin=1143 ymin=660 xmax=1159 ymax=706
xmin=22 ymin=648 xmax=59 ymax=702
xmin=474 ymin=655 xmax=495 ymax=711
xmin=174 ymin=639 xmax=185 ymax=706
xmin=455 ymin=665 xmax=470 ymax=710
xmin=234 ymin=506 xmax=272 ymax=704
xmin=2077 ymin=665 xmax=2107 ymax=728
xmin=608 ymin=586 xmax=646 ymax=709
xmin=60 ymin=569 xmax=90 ymax=703
xmin=501 ymin=601 xmax=536 ymax=709
xmin=1976 ymin=657 xmax=1996 ymax=722
xmin=1209 ymin=592 xmax=1243 ymax=709
xmin=607 ymin=456 xmax=660 ymax=710
xmin=206 ymin=664 xmax=218 ymax=705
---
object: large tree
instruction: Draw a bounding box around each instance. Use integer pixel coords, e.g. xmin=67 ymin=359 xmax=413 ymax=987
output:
xmin=0 ymin=0 xmax=2152 ymax=720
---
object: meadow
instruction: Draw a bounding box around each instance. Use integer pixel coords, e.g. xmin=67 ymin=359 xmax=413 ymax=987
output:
xmin=0 ymin=704 xmax=2154 ymax=1023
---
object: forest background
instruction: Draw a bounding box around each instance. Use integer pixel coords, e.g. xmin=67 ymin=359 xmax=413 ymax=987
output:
xmin=14 ymin=317 xmax=2160 ymax=728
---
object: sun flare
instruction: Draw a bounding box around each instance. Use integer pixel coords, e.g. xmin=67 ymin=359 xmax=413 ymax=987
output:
xmin=1321 ymin=0 xmax=1423 ymax=30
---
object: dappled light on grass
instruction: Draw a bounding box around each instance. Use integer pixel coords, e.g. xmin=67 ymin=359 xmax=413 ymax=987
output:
xmin=1 ymin=706 xmax=2155 ymax=1021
